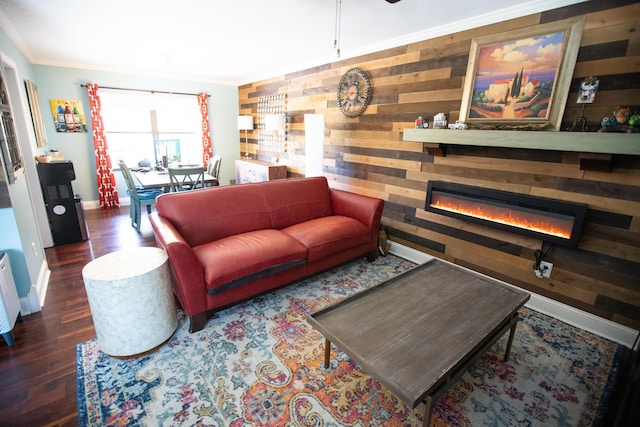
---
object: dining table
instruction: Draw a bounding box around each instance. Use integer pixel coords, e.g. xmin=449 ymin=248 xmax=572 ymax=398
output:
xmin=133 ymin=168 xmax=217 ymax=191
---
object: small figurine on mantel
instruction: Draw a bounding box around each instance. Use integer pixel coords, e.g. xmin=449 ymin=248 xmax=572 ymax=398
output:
xmin=415 ymin=115 xmax=429 ymax=128
xmin=600 ymin=116 xmax=617 ymax=130
xmin=615 ymin=106 xmax=631 ymax=125
xmin=628 ymin=114 xmax=640 ymax=132
xmin=448 ymin=120 xmax=467 ymax=130
xmin=599 ymin=106 xmax=638 ymax=133
xmin=433 ymin=112 xmax=447 ymax=129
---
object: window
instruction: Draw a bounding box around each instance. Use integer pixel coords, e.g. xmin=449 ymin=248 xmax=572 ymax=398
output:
xmin=99 ymin=90 xmax=202 ymax=168
xmin=0 ymin=65 xmax=25 ymax=183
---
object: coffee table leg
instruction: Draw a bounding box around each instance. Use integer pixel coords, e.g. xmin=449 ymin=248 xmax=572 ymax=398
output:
xmin=422 ymin=395 xmax=433 ymax=427
xmin=504 ymin=315 xmax=518 ymax=362
xmin=324 ymin=338 xmax=331 ymax=368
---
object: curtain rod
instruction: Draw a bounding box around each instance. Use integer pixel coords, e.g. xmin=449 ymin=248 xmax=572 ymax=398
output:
xmin=80 ymin=84 xmax=209 ymax=97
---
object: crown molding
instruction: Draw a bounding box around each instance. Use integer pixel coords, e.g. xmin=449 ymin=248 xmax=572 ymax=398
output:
xmin=239 ymin=0 xmax=588 ymax=86
xmin=0 ymin=8 xmax=34 ymax=62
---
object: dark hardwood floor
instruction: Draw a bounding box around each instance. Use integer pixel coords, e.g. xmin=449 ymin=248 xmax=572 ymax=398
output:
xmin=0 ymin=207 xmax=156 ymax=426
xmin=0 ymin=207 xmax=635 ymax=426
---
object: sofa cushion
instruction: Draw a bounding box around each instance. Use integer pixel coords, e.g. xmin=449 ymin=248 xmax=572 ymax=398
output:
xmin=155 ymin=186 xmax=272 ymax=247
xmin=266 ymin=177 xmax=334 ymax=229
xmin=282 ymin=216 xmax=371 ymax=263
xmin=193 ymin=229 xmax=308 ymax=294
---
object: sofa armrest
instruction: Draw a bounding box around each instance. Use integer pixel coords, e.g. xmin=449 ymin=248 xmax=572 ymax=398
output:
xmin=330 ymin=189 xmax=384 ymax=230
xmin=149 ymin=212 xmax=207 ymax=316
xmin=150 ymin=212 xmax=188 ymax=249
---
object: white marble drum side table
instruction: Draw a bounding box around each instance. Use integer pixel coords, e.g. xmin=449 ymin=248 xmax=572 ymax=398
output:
xmin=82 ymin=247 xmax=178 ymax=357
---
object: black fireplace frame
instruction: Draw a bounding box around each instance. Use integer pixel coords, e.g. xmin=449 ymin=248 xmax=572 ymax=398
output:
xmin=425 ymin=181 xmax=588 ymax=247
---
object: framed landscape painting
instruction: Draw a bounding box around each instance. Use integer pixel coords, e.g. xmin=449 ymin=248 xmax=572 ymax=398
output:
xmin=459 ymin=16 xmax=585 ymax=131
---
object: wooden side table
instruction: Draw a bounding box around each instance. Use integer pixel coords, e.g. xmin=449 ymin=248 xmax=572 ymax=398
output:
xmin=82 ymin=247 xmax=178 ymax=357
xmin=235 ymin=159 xmax=287 ymax=184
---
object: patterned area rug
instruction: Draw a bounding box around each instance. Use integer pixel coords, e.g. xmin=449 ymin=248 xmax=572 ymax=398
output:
xmin=76 ymin=255 xmax=623 ymax=426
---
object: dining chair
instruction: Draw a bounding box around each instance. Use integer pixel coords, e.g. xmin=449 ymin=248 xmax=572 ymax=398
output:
xmin=118 ymin=160 xmax=163 ymax=232
xmin=168 ymin=166 xmax=206 ymax=192
xmin=206 ymin=155 xmax=222 ymax=186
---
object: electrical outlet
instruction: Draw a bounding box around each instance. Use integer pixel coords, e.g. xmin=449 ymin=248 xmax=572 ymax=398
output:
xmin=539 ymin=260 xmax=553 ymax=278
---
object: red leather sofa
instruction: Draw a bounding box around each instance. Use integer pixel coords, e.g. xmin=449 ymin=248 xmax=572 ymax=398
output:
xmin=150 ymin=176 xmax=384 ymax=333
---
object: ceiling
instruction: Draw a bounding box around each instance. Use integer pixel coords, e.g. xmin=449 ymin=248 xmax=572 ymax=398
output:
xmin=0 ymin=0 xmax=586 ymax=86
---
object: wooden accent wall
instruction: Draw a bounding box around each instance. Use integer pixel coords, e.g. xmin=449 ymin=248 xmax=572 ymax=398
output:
xmin=239 ymin=1 xmax=640 ymax=330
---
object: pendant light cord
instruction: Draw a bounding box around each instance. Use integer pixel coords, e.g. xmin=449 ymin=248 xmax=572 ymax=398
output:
xmin=334 ymin=0 xmax=342 ymax=57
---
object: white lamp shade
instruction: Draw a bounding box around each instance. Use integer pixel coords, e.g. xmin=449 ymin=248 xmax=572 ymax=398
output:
xmin=238 ymin=115 xmax=254 ymax=131
xmin=264 ymin=114 xmax=286 ymax=132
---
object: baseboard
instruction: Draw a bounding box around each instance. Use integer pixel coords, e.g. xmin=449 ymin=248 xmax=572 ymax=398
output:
xmin=83 ymin=199 xmax=105 ymax=210
xmin=83 ymin=198 xmax=130 ymax=210
xmin=388 ymin=241 xmax=434 ymax=265
xmin=526 ymin=294 xmax=639 ymax=351
xmin=388 ymin=241 xmax=639 ymax=350
xmin=20 ymin=260 xmax=50 ymax=315
xmin=21 ymin=289 xmax=38 ymax=315
xmin=34 ymin=259 xmax=50 ymax=309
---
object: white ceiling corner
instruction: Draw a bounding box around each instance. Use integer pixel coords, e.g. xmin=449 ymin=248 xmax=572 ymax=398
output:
xmin=0 ymin=0 xmax=589 ymax=86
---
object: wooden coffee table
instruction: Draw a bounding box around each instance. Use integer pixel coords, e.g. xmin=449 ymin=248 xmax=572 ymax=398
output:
xmin=306 ymin=258 xmax=530 ymax=426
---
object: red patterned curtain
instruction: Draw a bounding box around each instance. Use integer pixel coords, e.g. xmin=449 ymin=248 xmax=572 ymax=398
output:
xmin=86 ymin=83 xmax=119 ymax=209
xmin=197 ymin=92 xmax=212 ymax=165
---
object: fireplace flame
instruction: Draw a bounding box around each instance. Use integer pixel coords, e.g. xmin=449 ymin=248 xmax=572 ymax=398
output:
xmin=431 ymin=199 xmax=572 ymax=240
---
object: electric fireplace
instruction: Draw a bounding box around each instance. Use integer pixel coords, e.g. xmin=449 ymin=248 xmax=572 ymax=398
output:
xmin=425 ymin=181 xmax=588 ymax=247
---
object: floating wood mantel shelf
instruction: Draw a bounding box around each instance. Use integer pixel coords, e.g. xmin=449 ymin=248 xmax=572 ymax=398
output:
xmin=403 ymin=129 xmax=640 ymax=172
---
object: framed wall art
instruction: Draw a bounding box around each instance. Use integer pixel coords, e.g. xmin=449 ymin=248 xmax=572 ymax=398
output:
xmin=459 ymin=16 xmax=585 ymax=131
xmin=0 ymin=66 xmax=25 ymax=184
xmin=24 ymin=80 xmax=48 ymax=147
xmin=49 ymin=99 xmax=88 ymax=133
